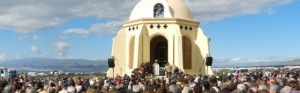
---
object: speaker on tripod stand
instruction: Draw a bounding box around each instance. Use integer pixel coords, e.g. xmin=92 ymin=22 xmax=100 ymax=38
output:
xmin=108 ymin=58 xmax=115 ymax=68
xmin=206 ymin=57 xmax=213 ymax=66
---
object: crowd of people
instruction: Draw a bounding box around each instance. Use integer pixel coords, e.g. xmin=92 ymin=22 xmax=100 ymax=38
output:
xmin=1 ymin=64 xmax=300 ymax=93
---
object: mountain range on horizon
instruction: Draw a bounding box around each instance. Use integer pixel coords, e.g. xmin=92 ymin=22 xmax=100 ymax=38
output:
xmin=0 ymin=58 xmax=108 ymax=72
xmin=0 ymin=58 xmax=299 ymax=72
xmin=212 ymin=58 xmax=300 ymax=67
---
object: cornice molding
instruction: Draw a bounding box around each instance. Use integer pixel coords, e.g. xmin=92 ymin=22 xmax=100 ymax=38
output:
xmin=123 ymin=18 xmax=199 ymax=27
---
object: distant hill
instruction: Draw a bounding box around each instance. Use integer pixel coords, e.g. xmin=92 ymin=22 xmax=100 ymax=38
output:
xmin=213 ymin=58 xmax=300 ymax=68
xmin=212 ymin=61 xmax=281 ymax=67
xmin=0 ymin=58 xmax=108 ymax=72
xmin=280 ymin=59 xmax=300 ymax=65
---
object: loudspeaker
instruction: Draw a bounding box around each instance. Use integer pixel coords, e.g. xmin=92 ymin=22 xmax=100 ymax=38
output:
xmin=206 ymin=57 xmax=213 ymax=66
xmin=108 ymin=58 xmax=115 ymax=68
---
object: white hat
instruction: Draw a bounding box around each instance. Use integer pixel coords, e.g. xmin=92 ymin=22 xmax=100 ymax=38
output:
xmin=90 ymin=80 xmax=95 ymax=86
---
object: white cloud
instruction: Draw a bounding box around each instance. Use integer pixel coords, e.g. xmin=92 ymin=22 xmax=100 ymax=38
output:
xmin=30 ymin=46 xmax=39 ymax=52
xmin=0 ymin=53 xmax=7 ymax=62
xmin=186 ymin=0 xmax=293 ymax=22
xmin=63 ymin=21 xmax=121 ymax=37
xmin=63 ymin=29 xmax=89 ymax=35
xmin=0 ymin=0 xmax=137 ymax=33
xmin=0 ymin=0 xmax=293 ymax=33
xmin=12 ymin=35 xmax=42 ymax=40
xmin=58 ymin=35 xmax=68 ymax=40
xmin=32 ymin=35 xmax=41 ymax=40
xmin=52 ymin=41 xmax=69 ymax=56
xmin=12 ymin=36 xmax=28 ymax=40
xmin=63 ymin=28 xmax=90 ymax=37
xmin=229 ymin=57 xmax=272 ymax=63
xmin=89 ymin=21 xmax=122 ymax=34
xmin=14 ymin=54 xmax=22 ymax=60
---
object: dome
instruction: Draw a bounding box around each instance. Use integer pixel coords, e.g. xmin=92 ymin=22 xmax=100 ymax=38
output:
xmin=129 ymin=0 xmax=193 ymax=20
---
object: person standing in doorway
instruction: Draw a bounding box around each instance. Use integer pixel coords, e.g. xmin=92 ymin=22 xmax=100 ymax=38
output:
xmin=153 ymin=60 xmax=160 ymax=76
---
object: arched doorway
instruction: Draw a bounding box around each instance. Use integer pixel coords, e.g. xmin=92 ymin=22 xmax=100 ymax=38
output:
xmin=150 ymin=36 xmax=168 ymax=67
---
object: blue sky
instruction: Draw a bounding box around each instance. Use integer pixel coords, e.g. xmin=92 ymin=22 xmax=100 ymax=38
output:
xmin=203 ymin=1 xmax=300 ymax=61
xmin=0 ymin=0 xmax=299 ymax=63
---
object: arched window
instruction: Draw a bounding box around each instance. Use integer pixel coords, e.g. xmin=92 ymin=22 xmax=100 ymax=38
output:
xmin=182 ymin=37 xmax=192 ymax=69
xmin=154 ymin=3 xmax=164 ymax=18
xmin=129 ymin=36 xmax=135 ymax=69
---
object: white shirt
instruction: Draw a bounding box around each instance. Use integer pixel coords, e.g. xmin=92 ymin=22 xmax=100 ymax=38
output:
xmin=279 ymin=86 xmax=292 ymax=93
xmin=139 ymin=82 xmax=145 ymax=90
xmin=67 ymin=86 xmax=76 ymax=93
xmin=237 ymin=84 xmax=245 ymax=91
xmin=132 ymin=85 xmax=141 ymax=92
xmin=58 ymin=89 xmax=68 ymax=93
xmin=182 ymin=86 xmax=190 ymax=93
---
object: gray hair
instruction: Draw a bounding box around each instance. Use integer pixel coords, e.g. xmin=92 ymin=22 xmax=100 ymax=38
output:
xmin=2 ymin=84 xmax=15 ymax=93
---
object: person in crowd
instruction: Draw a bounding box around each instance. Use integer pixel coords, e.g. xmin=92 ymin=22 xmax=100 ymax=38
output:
xmin=203 ymin=81 xmax=211 ymax=93
xmin=55 ymin=84 xmax=62 ymax=93
xmin=290 ymin=80 xmax=300 ymax=93
xmin=58 ymin=83 xmax=68 ymax=93
xmin=193 ymin=82 xmax=202 ymax=93
xmin=165 ymin=63 xmax=172 ymax=77
xmin=39 ymin=85 xmax=48 ymax=93
xmin=280 ymin=81 xmax=292 ymax=93
xmin=2 ymin=82 xmax=15 ymax=93
xmin=132 ymin=80 xmax=142 ymax=93
xmin=269 ymin=79 xmax=280 ymax=93
xmin=115 ymin=74 xmax=122 ymax=85
xmin=181 ymin=83 xmax=190 ymax=93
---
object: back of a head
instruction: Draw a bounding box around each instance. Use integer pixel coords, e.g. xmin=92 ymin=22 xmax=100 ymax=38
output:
xmin=203 ymin=81 xmax=210 ymax=89
xmin=68 ymin=79 xmax=75 ymax=87
xmin=193 ymin=82 xmax=202 ymax=92
xmin=44 ymin=85 xmax=49 ymax=91
xmin=249 ymin=89 xmax=256 ymax=93
xmin=48 ymin=87 xmax=56 ymax=93
xmin=55 ymin=85 xmax=62 ymax=92
xmin=237 ymin=84 xmax=245 ymax=91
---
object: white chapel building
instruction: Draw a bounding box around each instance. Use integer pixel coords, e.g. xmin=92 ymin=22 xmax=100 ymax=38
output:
xmin=107 ymin=0 xmax=213 ymax=77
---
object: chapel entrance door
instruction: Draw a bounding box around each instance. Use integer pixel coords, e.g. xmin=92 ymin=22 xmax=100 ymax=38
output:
xmin=150 ymin=36 xmax=168 ymax=67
